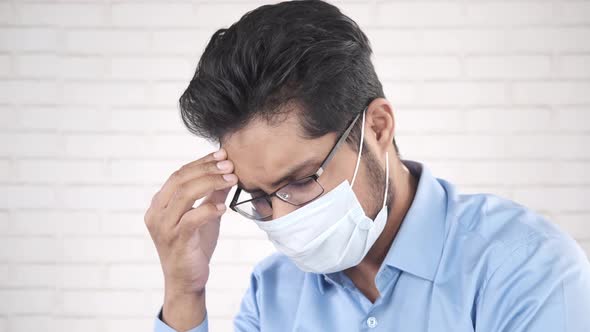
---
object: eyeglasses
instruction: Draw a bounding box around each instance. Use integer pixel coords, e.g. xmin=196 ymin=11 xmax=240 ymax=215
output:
xmin=229 ymin=106 xmax=366 ymax=221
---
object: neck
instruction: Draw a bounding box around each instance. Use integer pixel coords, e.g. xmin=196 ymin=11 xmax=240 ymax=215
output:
xmin=344 ymin=157 xmax=418 ymax=302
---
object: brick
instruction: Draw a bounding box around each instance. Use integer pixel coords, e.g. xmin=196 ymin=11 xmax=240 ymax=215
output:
xmin=395 ymin=108 xmax=466 ymax=134
xmin=0 ymin=54 xmax=11 ymax=76
xmin=62 ymin=290 xmax=151 ymax=316
xmin=9 ymin=316 xmax=55 ymax=332
xmin=377 ymin=2 xmax=464 ymax=27
xmin=553 ymin=214 xmax=590 ymax=240
xmin=108 ymin=159 xmax=179 ymax=185
xmin=0 ymin=290 xmax=56 ymax=314
xmin=0 ymin=159 xmax=15 ymax=183
xmin=0 ymin=264 xmax=55 ymax=287
xmin=59 ymin=56 xmax=107 ymax=79
xmin=110 ymin=57 xmax=194 ymax=80
xmin=376 ymin=56 xmax=461 ymax=80
xmin=192 ymin=4 xmax=259 ymax=28
xmin=512 ymin=82 xmax=590 ymax=105
xmin=420 ymin=29 xmax=508 ymax=53
xmin=418 ymin=82 xmax=507 ymax=106
xmin=466 ymin=2 xmax=554 ymax=25
xmin=208 ymin=264 xmax=252 ymax=290
xmin=0 ymin=185 xmax=56 ymax=209
xmin=104 ymin=318 xmax=152 ymax=332
xmin=428 ymin=160 xmax=556 ymax=187
xmin=0 ymin=81 xmax=58 ymax=104
xmin=397 ymin=134 xmax=508 ymax=159
xmin=108 ymin=109 xmax=186 ymax=132
xmin=16 ymin=159 xmax=108 ymax=184
xmin=205 ymin=288 xmax=243 ymax=317
xmin=57 ymin=237 xmax=154 ymax=263
xmin=151 ymin=29 xmax=213 ymax=55
xmin=18 ymin=107 xmax=61 ymax=130
xmin=19 ymin=3 xmax=106 ymax=26
xmin=555 ymin=108 xmax=590 ymax=131
xmin=60 ymin=185 xmax=153 ymax=210
xmin=558 ymin=2 xmax=590 ymax=24
xmin=557 ymin=55 xmax=590 ymax=78
xmin=464 ymin=107 xmax=551 ymax=133
xmin=56 ymin=265 xmax=105 ymax=289
xmin=505 ymin=134 xmax=589 ymax=159
xmin=366 ymin=29 xmax=421 ymax=54
xmin=101 ymin=212 xmax=149 ymax=236
xmin=52 ymin=319 xmax=102 ymax=332
xmin=512 ymin=187 xmax=590 ymax=213
xmin=0 ymin=237 xmax=56 ymax=262
xmin=149 ymin=81 xmax=189 ymax=107
xmin=111 ymin=3 xmax=196 ymax=27
xmin=0 ymin=107 xmax=17 ymax=129
xmin=15 ymin=54 xmax=57 ymax=78
xmin=0 ymin=3 xmax=15 ymax=24
xmin=64 ymin=134 xmax=149 ymax=158
xmin=555 ymin=162 xmax=590 ymax=185
xmin=507 ymin=28 xmax=590 ymax=52
xmin=65 ymin=29 xmax=150 ymax=54
xmin=105 ymin=264 xmax=163 ymax=289
xmin=465 ymin=56 xmax=551 ymax=79
xmin=0 ymin=28 xmax=57 ymax=51
xmin=62 ymin=82 xmax=147 ymax=106
xmin=337 ymin=3 xmax=375 ymax=28
xmin=382 ymin=82 xmax=418 ymax=106
xmin=10 ymin=210 xmax=101 ymax=235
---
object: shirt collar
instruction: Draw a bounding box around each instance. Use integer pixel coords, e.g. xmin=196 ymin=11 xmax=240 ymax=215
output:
xmin=382 ymin=159 xmax=447 ymax=282
xmin=315 ymin=159 xmax=448 ymax=293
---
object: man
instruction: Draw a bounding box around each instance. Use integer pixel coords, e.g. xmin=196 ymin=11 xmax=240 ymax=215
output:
xmin=146 ymin=1 xmax=590 ymax=331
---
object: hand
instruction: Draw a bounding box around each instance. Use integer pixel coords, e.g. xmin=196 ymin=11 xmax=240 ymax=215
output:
xmin=144 ymin=148 xmax=237 ymax=328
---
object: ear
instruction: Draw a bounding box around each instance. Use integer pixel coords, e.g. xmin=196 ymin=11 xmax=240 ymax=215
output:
xmin=365 ymin=98 xmax=395 ymax=154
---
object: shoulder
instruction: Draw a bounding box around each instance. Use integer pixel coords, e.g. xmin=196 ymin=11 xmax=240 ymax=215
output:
xmin=440 ymin=180 xmax=589 ymax=282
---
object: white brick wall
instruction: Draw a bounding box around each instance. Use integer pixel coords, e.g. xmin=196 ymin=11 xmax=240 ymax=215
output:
xmin=0 ymin=0 xmax=588 ymax=331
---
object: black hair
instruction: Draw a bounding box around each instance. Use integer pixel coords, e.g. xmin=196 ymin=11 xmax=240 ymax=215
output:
xmin=179 ymin=0 xmax=399 ymax=154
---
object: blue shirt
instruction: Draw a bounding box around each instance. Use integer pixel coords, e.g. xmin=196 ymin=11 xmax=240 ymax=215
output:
xmin=154 ymin=160 xmax=590 ymax=331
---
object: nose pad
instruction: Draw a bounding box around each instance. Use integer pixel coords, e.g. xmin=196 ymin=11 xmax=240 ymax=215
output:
xmin=270 ymin=196 xmax=298 ymax=220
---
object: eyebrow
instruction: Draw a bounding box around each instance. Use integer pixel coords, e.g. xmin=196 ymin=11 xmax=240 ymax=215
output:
xmin=238 ymin=157 xmax=321 ymax=194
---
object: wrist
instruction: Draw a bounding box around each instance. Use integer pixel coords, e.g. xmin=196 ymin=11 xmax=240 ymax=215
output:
xmin=162 ymin=287 xmax=206 ymax=330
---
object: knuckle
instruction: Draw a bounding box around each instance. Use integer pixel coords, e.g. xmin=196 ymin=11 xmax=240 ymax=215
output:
xmin=170 ymin=169 xmax=184 ymax=184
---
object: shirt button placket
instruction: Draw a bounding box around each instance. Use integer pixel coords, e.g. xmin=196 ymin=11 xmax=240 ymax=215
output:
xmin=366 ymin=316 xmax=378 ymax=329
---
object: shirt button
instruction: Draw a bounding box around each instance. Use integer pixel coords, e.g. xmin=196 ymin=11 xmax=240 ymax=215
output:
xmin=366 ymin=316 xmax=378 ymax=328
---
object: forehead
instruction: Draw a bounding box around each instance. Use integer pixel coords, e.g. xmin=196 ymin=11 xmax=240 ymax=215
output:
xmin=222 ymin=111 xmax=335 ymax=190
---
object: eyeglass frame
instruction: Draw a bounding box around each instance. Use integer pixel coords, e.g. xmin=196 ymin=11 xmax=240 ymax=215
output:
xmin=229 ymin=105 xmax=367 ymax=220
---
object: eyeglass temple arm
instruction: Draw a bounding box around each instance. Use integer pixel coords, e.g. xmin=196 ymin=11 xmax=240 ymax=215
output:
xmin=316 ymin=108 xmax=365 ymax=177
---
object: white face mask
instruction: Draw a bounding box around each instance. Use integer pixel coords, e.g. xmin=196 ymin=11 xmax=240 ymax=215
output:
xmin=253 ymin=110 xmax=390 ymax=274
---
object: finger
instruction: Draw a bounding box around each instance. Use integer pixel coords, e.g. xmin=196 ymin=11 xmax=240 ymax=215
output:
xmin=202 ymin=186 xmax=232 ymax=207
xmin=177 ymin=202 xmax=225 ymax=252
xmin=164 ymin=173 xmax=237 ymax=227
xmin=152 ymin=151 xmax=232 ymax=210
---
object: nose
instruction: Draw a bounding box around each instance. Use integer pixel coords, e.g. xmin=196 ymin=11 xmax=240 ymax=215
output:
xmin=270 ymin=197 xmax=298 ymax=220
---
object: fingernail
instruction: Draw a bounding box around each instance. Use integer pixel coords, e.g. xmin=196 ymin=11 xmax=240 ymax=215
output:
xmin=216 ymin=160 xmax=231 ymax=170
xmin=223 ymin=174 xmax=236 ymax=182
xmin=213 ymin=149 xmax=224 ymax=160
xmin=216 ymin=203 xmax=226 ymax=211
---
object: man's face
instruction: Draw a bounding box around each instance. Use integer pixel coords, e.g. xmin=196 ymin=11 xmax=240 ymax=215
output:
xmin=222 ymin=109 xmax=386 ymax=220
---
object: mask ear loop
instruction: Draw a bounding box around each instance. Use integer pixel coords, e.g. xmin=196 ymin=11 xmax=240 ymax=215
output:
xmin=350 ymin=110 xmax=366 ymax=187
xmin=383 ymin=151 xmax=389 ymax=209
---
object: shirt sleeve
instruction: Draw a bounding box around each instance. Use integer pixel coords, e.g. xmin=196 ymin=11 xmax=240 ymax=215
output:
xmin=233 ymin=269 xmax=261 ymax=331
xmin=475 ymin=235 xmax=590 ymax=332
xmin=153 ymin=306 xmax=209 ymax=332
